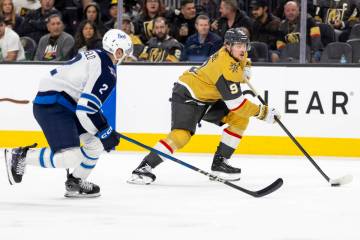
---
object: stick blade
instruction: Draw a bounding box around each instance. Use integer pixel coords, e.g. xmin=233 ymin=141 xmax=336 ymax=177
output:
xmin=330 ymin=174 xmax=353 ymax=186
xmin=253 ymin=178 xmax=284 ymax=198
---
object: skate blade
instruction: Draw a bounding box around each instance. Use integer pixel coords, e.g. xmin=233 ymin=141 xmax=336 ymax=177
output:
xmin=209 ymin=171 xmax=241 ymax=182
xmin=127 ymin=174 xmax=154 ymax=185
xmin=4 ymin=149 xmax=15 ymax=185
xmin=64 ymin=191 xmax=101 ymax=198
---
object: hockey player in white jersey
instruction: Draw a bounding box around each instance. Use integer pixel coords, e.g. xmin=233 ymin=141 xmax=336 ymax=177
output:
xmin=4 ymin=29 xmax=133 ymax=198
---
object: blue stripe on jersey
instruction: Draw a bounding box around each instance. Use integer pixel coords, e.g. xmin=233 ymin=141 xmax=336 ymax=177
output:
xmin=50 ymin=150 xmax=55 ymax=168
xmin=80 ymin=93 xmax=102 ymax=109
xmin=57 ymin=96 xmax=76 ymax=112
xmin=80 ymin=147 xmax=99 ymax=160
xmin=39 ymin=148 xmax=46 ymax=168
xmin=33 ymin=95 xmax=58 ymax=104
xmin=80 ymin=162 xmax=96 ymax=169
xmin=33 ymin=93 xmax=76 ymax=112
xmin=76 ymin=105 xmax=96 ymax=113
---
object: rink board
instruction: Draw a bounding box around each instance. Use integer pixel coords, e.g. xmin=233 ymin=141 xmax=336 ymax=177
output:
xmin=0 ymin=63 xmax=359 ymax=157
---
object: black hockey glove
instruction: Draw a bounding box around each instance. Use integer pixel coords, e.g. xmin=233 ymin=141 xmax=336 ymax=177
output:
xmin=96 ymin=126 xmax=120 ymax=152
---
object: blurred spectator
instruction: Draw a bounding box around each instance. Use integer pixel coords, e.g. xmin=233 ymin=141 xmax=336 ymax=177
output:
xmin=274 ymin=0 xmax=315 ymax=19
xmin=18 ymin=0 xmax=60 ymax=43
xmin=211 ymin=0 xmax=253 ymax=39
xmin=314 ymin=0 xmax=360 ymax=42
xmin=73 ymin=19 xmax=102 ymax=54
xmin=34 ymin=14 xmax=74 ymax=61
xmin=83 ymin=2 xmax=108 ymax=36
xmin=13 ymin=0 xmax=40 ymax=17
xmin=171 ymin=0 xmax=197 ymax=44
xmin=196 ymin=0 xmax=219 ymax=21
xmin=123 ymin=0 xmax=141 ymax=18
xmin=0 ymin=15 xmax=25 ymax=61
xmin=276 ymin=1 xmax=322 ymax=62
xmin=118 ymin=14 xmax=144 ymax=59
xmin=250 ymin=0 xmax=281 ymax=62
xmin=105 ymin=0 xmax=118 ymax=29
xmin=139 ymin=16 xmax=182 ymax=62
xmin=183 ymin=14 xmax=222 ymax=61
xmin=93 ymin=0 xmax=111 ymax=23
xmin=133 ymin=0 xmax=168 ymax=43
xmin=1 ymin=0 xmax=24 ymax=33
xmin=53 ymin=0 xmax=83 ymax=36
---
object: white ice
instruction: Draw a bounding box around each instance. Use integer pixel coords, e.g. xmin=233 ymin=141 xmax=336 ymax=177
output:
xmin=1 ymin=151 xmax=359 ymax=240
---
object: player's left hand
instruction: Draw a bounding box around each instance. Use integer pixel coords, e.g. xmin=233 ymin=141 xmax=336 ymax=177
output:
xmin=96 ymin=126 xmax=120 ymax=152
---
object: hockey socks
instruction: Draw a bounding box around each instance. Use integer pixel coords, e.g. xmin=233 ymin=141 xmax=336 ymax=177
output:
xmin=25 ymin=147 xmax=99 ymax=179
xmin=143 ymin=140 xmax=174 ymax=168
xmin=219 ymin=128 xmax=242 ymax=158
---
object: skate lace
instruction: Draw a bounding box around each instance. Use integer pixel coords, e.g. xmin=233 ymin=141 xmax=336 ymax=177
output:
xmin=79 ymin=180 xmax=93 ymax=191
xmin=222 ymin=158 xmax=235 ymax=168
xmin=15 ymin=160 xmax=26 ymax=175
xmin=12 ymin=149 xmax=26 ymax=175
xmin=140 ymin=164 xmax=152 ymax=173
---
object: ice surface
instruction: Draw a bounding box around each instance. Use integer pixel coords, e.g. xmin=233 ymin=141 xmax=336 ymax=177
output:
xmin=1 ymin=151 xmax=359 ymax=240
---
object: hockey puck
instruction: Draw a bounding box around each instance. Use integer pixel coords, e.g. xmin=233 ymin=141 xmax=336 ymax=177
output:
xmin=331 ymin=183 xmax=340 ymax=187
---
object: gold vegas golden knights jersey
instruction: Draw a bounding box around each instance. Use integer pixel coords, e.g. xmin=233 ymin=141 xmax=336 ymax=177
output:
xmin=179 ymin=47 xmax=260 ymax=118
xmin=179 ymin=47 xmax=259 ymax=117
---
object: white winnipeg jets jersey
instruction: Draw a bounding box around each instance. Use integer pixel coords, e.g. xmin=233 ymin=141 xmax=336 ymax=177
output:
xmin=34 ymin=49 xmax=117 ymax=135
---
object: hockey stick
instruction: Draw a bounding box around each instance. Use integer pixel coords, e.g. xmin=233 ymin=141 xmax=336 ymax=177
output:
xmin=118 ymin=133 xmax=283 ymax=198
xmin=0 ymin=98 xmax=29 ymax=104
xmin=245 ymin=80 xmax=353 ymax=187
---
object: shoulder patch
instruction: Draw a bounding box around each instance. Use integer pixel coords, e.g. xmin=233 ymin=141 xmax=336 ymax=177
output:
xmin=229 ymin=62 xmax=241 ymax=73
xmin=211 ymin=52 xmax=219 ymax=62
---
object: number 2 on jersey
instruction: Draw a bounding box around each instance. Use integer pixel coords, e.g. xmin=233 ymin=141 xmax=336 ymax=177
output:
xmin=99 ymin=84 xmax=108 ymax=94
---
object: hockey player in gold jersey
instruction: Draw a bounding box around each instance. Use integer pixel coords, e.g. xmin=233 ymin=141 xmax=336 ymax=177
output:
xmin=128 ymin=28 xmax=281 ymax=184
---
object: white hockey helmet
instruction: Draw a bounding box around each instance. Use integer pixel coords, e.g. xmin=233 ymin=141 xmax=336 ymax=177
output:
xmin=102 ymin=29 xmax=133 ymax=65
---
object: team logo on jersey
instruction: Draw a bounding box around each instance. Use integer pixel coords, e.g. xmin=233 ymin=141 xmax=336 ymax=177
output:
xmin=229 ymin=62 xmax=240 ymax=73
xmin=285 ymin=32 xmax=300 ymax=44
xmin=210 ymin=52 xmax=219 ymax=62
xmin=149 ymin=48 xmax=166 ymax=62
xmin=143 ymin=21 xmax=154 ymax=40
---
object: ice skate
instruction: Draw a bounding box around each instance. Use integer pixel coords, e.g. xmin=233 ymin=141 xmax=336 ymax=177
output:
xmin=64 ymin=173 xmax=101 ymax=198
xmin=127 ymin=162 xmax=156 ymax=185
xmin=4 ymin=143 xmax=37 ymax=185
xmin=210 ymin=153 xmax=241 ymax=181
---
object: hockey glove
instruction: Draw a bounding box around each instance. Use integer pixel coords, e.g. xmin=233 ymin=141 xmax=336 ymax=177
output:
xmin=96 ymin=126 xmax=120 ymax=152
xmin=243 ymin=66 xmax=251 ymax=82
xmin=256 ymin=105 xmax=281 ymax=124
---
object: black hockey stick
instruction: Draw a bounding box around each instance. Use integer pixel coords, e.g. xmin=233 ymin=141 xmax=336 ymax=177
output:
xmin=118 ymin=133 xmax=283 ymax=198
xmin=245 ymin=80 xmax=353 ymax=186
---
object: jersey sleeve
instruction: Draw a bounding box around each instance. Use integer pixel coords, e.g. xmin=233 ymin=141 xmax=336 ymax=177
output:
xmin=215 ymin=59 xmax=259 ymax=118
xmin=75 ymin=51 xmax=116 ymax=135
xmin=215 ymin=76 xmax=246 ymax=111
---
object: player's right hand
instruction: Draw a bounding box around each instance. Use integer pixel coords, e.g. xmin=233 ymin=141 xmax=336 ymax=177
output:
xmin=256 ymin=105 xmax=281 ymax=124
